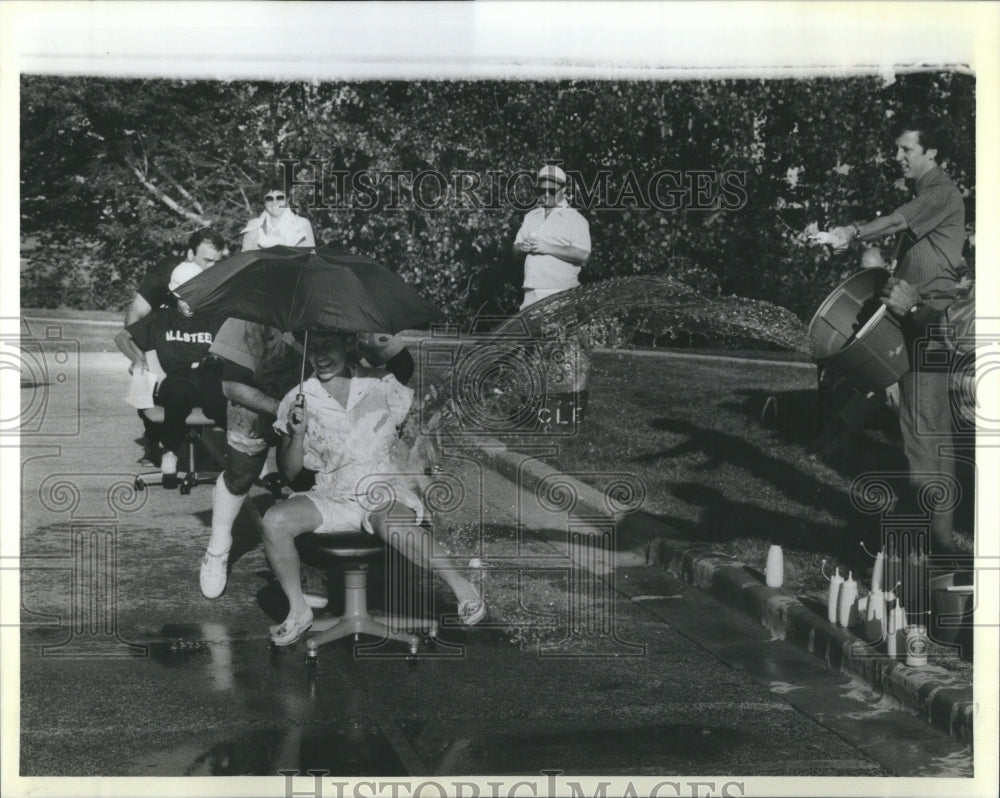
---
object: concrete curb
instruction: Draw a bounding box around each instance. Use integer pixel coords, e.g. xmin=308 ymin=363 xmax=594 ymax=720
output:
xmin=476 ymin=441 xmax=974 ymax=745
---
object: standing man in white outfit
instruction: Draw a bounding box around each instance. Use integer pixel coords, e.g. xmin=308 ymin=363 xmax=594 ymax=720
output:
xmin=513 ymin=165 xmax=591 ymax=310
xmin=241 ymin=187 xmax=316 ymax=251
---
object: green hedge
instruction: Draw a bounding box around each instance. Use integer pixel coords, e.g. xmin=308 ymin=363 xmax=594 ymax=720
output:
xmin=20 ymin=74 xmax=975 ymax=323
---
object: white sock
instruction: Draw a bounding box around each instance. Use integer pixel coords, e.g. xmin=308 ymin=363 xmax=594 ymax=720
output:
xmin=208 ymin=473 xmax=244 ymax=555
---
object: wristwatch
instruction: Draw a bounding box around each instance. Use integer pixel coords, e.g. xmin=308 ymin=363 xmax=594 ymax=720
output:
xmin=852 ymin=224 xmax=862 ymax=240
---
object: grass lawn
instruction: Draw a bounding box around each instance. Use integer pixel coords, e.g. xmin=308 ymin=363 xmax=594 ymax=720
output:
xmin=515 ymin=350 xmax=975 ymax=677
xmin=525 ymin=351 xmax=895 ymax=587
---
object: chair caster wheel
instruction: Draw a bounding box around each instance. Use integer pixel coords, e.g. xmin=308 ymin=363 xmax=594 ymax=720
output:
xmin=134 ymin=478 xmax=145 ymax=491
xmin=305 ymin=653 xmax=318 ymax=666
xmin=179 ymin=484 xmax=191 ymax=496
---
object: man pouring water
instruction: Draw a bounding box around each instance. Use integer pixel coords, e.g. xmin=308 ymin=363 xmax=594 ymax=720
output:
xmin=813 ymin=115 xmax=966 ymax=554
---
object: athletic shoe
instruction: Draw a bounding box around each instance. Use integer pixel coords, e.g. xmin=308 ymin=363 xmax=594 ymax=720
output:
xmin=199 ymin=549 xmax=230 ymax=599
xmin=161 ymin=451 xmax=179 ymax=489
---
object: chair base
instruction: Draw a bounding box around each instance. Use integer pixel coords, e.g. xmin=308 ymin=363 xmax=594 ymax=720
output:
xmin=133 ymin=411 xmax=225 ymax=494
xmin=306 ymin=610 xmax=433 ymax=655
xmin=303 ymin=564 xmax=437 ymax=657
xmin=135 ymin=469 xmax=223 ymax=495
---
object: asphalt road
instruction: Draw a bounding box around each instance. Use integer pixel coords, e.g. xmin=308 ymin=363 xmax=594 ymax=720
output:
xmin=9 ymin=351 xmax=974 ymax=794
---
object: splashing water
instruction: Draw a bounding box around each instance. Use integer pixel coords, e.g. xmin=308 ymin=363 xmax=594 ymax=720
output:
xmin=400 ymin=276 xmax=808 ymax=460
xmin=503 ymin=275 xmax=810 ymax=354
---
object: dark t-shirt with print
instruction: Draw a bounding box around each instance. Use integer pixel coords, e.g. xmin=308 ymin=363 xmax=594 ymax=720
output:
xmin=127 ymin=306 xmax=225 ymax=374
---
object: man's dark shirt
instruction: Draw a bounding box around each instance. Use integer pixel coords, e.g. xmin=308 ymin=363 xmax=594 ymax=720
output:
xmin=127 ymin=306 xmax=224 ymax=374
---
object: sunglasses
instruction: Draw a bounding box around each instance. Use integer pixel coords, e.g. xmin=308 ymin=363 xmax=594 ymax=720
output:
xmin=536 ymin=186 xmax=561 ymax=195
xmin=264 ymin=194 xmax=286 ymax=202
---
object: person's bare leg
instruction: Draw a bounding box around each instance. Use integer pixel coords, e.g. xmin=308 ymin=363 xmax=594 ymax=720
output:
xmin=370 ymin=505 xmax=482 ymax=613
xmin=261 ymin=496 xmax=323 ymax=626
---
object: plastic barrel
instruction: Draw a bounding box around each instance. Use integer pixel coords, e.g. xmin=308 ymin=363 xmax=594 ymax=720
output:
xmin=807 ymin=268 xmax=910 ymax=390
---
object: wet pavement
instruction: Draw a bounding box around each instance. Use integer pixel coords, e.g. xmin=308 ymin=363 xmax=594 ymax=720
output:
xmin=21 ymin=590 xmax=896 ymax=778
xmin=12 ymin=352 xmax=974 ymax=783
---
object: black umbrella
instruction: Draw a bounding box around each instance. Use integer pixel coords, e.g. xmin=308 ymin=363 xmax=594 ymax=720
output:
xmin=174 ymin=245 xmax=444 ymax=393
xmin=174 ymin=246 xmax=444 ymax=334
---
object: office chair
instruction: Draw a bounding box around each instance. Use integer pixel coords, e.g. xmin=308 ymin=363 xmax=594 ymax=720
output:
xmin=134 ymin=406 xmax=226 ymax=495
xmin=295 ymin=530 xmax=439 ymax=662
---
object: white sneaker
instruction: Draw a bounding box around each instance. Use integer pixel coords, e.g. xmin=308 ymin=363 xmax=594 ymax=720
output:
xmin=199 ymin=549 xmax=230 ymax=599
xmin=161 ymin=451 xmax=179 ymax=488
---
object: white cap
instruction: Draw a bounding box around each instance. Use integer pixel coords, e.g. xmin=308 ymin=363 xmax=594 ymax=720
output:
xmin=537 ymin=164 xmax=567 ymax=186
xmin=168 ymin=261 xmax=203 ymax=292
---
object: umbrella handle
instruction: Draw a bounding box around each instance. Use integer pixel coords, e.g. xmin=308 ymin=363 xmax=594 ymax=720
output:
xmin=299 ymin=329 xmax=309 ymax=394
xmin=290 ymin=392 xmax=306 ymax=427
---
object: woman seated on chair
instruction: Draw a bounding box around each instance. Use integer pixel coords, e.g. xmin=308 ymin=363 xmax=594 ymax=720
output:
xmin=262 ymin=329 xmax=485 ymax=646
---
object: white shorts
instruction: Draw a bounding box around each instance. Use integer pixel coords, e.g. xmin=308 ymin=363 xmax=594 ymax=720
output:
xmin=297 ymin=489 xmax=425 ymax=535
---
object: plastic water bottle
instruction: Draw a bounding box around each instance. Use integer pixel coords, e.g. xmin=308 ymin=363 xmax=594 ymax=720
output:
xmin=886 ymin=599 xmax=899 ymax=658
xmin=871 ymin=551 xmax=885 ymax=593
xmin=765 ymin=545 xmax=784 ymax=588
xmin=827 ymin=567 xmax=843 ymax=624
xmin=887 ymin=602 xmax=907 ymax=659
xmin=837 ymin=571 xmax=858 ymax=627
xmin=865 ymin=589 xmax=884 ymax=640
xmin=866 ymin=590 xmax=882 ymax=621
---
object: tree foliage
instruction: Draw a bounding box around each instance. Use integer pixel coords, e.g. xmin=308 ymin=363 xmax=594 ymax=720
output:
xmin=21 ymin=73 xmax=975 ymax=322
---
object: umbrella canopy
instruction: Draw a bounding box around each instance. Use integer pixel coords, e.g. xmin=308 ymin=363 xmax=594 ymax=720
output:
xmin=174 ymin=246 xmax=444 ymax=334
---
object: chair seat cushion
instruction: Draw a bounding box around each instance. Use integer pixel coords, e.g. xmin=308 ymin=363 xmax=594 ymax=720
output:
xmin=296 ymin=531 xmax=384 ymax=567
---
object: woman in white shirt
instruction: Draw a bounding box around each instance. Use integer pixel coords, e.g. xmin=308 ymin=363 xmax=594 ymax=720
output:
xmin=241 ymin=188 xmax=316 ymax=251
